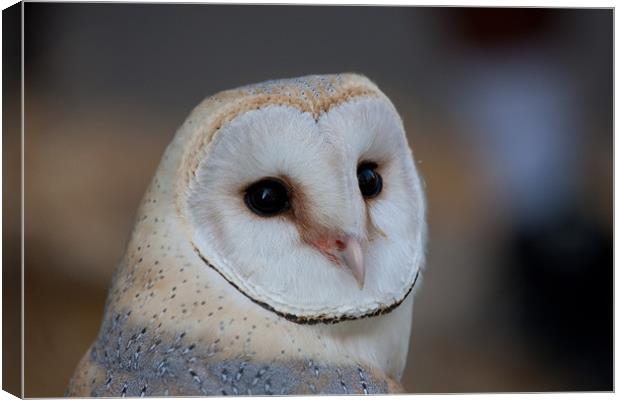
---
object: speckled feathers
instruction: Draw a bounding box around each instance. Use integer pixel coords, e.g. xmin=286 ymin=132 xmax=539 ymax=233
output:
xmin=66 ymin=74 xmax=426 ymax=396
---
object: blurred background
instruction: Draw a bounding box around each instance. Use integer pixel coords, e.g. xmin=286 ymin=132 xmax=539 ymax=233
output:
xmin=17 ymin=4 xmax=612 ymax=396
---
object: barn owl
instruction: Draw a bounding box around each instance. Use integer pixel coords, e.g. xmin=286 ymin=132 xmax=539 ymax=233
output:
xmin=66 ymin=73 xmax=426 ymax=396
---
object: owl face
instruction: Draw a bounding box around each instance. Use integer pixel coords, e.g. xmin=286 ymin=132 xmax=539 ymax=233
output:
xmin=179 ymin=75 xmax=426 ymax=323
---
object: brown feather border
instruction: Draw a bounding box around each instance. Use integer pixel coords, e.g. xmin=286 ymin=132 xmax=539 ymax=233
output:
xmin=191 ymin=242 xmax=419 ymax=325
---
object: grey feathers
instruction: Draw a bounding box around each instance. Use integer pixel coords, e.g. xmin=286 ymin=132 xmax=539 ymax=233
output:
xmin=82 ymin=310 xmax=388 ymax=396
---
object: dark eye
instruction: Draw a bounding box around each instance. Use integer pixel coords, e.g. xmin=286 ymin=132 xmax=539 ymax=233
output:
xmin=357 ymin=162 xmax=383 ymax=198
xmin=244 ymin=178 xmax=291 ymax=216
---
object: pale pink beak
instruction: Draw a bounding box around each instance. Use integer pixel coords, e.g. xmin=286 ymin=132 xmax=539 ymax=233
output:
xmin=336 ymin=236 xmax=365 ymax=289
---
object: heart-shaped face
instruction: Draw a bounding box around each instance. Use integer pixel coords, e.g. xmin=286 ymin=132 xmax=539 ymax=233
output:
xmin=180 ymin=74 xmax=426 ymax=323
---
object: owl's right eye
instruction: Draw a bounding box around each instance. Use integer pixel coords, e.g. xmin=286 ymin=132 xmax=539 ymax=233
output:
xmin=244 ymin=178 xmax=291 ymax=217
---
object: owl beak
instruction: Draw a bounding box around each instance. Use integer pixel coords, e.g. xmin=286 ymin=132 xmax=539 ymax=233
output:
xmin=338 ymin=236 xmax=365 ymax=289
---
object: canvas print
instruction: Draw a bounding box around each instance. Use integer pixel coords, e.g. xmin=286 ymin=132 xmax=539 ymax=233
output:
xmin=2 ymin=3 xmax=613 ymax=397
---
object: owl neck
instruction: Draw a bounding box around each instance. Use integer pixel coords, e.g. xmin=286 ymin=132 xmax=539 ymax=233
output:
xmin=100 ymin=247 xmax=413 ymax=382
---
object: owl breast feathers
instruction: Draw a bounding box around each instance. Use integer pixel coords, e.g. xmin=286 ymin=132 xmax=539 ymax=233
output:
xmin=67 ymin=73 xmax=426 ymax=396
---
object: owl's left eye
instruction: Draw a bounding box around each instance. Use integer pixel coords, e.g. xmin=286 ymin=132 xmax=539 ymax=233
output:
xmin=357 ymin=162 xmax=383 ymax=198
xmin=244 ymin=178 xmax=291 ymax=217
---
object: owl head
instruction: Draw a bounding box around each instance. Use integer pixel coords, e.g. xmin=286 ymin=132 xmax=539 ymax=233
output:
xmin=166 ymin=73 xmax=426 ymax=324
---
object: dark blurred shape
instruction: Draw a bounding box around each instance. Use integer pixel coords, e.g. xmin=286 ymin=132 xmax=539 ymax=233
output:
xmin=510 ymin=207 xmax=613 ymax=390
xmin=452 ymin=8 xmax=558 ymax=47
xmin=3 ymin=2 xmax=23 ymax=397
